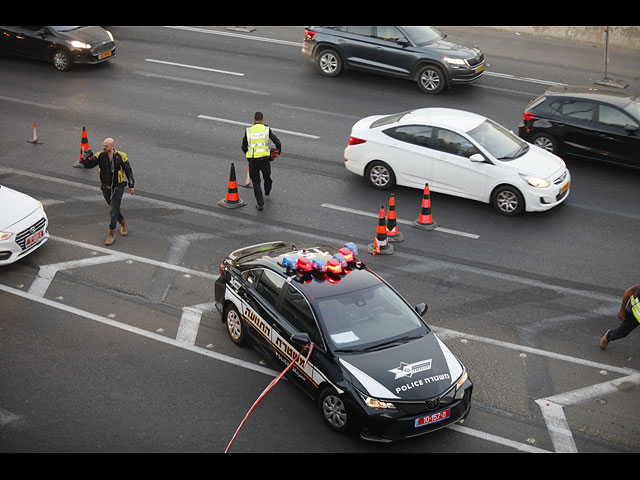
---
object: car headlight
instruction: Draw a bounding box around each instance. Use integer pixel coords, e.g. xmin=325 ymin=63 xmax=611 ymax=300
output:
xmin=0 ymin=232 xmax=12 ymax=241
xmin=519 ymin=173 xmax=550 ymax=188
xmin=455 ymin=369 xmax=468 ymax=391
xmin=69 ymin=40 xmax=91 ymax=49
xmin=106 ymin=30 xmax=114 ymax=42
xmin=363 ymin=396 xmax=396 ymax=410
xmin=444 ymin=57 xmax=467 ymax=66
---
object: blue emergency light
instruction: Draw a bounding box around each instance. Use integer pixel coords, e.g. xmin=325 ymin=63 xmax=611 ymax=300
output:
xmin=282 ymin=255 xmax=296 ymax=270
xmin=344 ymin=242 xmax=358 ymax=256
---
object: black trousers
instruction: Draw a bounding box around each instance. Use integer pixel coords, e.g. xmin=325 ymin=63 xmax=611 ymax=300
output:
xmin=607 ymin=309 xmax=639 ymax=342
xmin=248 ymin=157 xmax=272 ymax=207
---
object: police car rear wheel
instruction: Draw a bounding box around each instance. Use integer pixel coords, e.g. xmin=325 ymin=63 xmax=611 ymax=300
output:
xmin=319 ymin=387 xmax=349 ymax=433
xmin=224 ymin=304 xmax=246 ymax=345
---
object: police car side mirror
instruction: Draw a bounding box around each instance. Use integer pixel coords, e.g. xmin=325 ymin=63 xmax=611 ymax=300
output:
xmin=291 ymin=332 xmax=311 ymax=346
xmin=414 ymin=303 xmax=428 ymax=317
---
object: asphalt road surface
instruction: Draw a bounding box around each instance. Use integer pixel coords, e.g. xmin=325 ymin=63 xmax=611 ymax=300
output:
xmin=1 ymin=26 xmax=639 ymax=454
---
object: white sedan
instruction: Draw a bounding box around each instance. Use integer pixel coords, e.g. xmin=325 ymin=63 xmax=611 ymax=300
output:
xmin=344 ymin=108 xmax=571 ymax=216
xmin=0 ymin=185 xmax=49 ymax=265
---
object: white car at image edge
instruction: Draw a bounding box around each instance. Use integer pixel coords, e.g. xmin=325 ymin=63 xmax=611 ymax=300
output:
xmin=344 ymin=108 xmax=571 ymax=216
xmin=0 ymin=185 xmax=49 ymax=265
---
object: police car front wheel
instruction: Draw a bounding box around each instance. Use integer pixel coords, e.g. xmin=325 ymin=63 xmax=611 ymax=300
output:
xmin=224 ymin=304 xmax=246 ymax=345
xmin=319 ymin=387 xmax=349 ymax=433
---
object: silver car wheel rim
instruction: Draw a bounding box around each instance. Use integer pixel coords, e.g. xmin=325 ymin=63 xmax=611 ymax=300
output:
xmin=226 ymin=309 xmax=242 ymax=341
xmin=53 ymin=52 xmax=68 ymax=70
xmin=534 ymin=137 xmax=554 ymax=152
xmin=323 ymin=394 xmax=347 ymax=428
xmin=370 ymin=166 xmax=390 ymax=187
xmin=420 ymin=70 xmax=440 ymax=91
xmin=319 ymin=53 xmax=338 ymax=74
xmin=497 ymin=191 xmax=518 ymax=213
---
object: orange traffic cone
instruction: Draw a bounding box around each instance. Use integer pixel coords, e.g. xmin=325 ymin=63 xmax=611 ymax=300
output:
xmin=386 ymin=193 xmax=404 ymax=242
xmin=218 ymin=163 xmax=247 ymax=208
xmin=367 ymin=205 xmax=394 ymax=255
xmin=29 ymin=122 xmax=41 ymax=144
xmin=413 ymin=183 xmax=439 ymax=230
xmin=73 ymin=126 xmax=90 ymax=168
xmin=241 ymin=164 xmax=252 ymax=188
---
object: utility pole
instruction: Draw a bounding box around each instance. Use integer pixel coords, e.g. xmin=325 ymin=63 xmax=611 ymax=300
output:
xmin=595 ymin=26 xmax=628 ymax=89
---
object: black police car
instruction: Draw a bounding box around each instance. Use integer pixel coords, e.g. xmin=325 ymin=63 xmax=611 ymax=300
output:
xmin=214 ymin=241 xmax=472 ymax=442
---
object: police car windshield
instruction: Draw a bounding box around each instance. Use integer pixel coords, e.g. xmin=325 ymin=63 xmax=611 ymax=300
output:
xmin=315 ymin=283 xmax=427 ymax=352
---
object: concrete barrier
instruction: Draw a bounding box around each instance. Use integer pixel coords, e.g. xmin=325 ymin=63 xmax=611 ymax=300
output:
xmin=480 ymin=26 xmax=640 ymax=51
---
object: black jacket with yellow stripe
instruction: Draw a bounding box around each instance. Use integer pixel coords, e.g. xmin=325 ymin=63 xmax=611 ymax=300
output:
xmin=82 ymin=149 xmax=135 ymax=189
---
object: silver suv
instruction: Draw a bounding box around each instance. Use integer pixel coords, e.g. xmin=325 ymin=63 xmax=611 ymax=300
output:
xmin=302 ymin=26 xmax=485 ymax=94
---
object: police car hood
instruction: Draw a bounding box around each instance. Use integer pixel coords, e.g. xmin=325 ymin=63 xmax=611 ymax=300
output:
xmin=338 ymin=332 xmax=463 ymax=401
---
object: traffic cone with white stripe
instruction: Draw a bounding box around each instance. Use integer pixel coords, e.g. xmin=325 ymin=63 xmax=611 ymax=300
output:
xmin=386 ymin=193 xmax=404 ymax=242
xmin=368 ymin=205 xmax=394 ymax=255
xmin=413 ymin=183 xmax=439 ymax=230
xmin=73 ymin=126 xmax=90 ymax=168
xmin=218 ymin=162 xmax=247 ymax=208
xmin=241 ymin=164 xmax=252 ymax=188
xmin=29 ymin=122 xmax=41 ymax=144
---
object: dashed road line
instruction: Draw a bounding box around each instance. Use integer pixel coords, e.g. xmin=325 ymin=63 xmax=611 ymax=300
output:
xmin=197 ymin=114 xmax=320 ymax=139
xmin=144 ymin=58 xmax=245 ymax=76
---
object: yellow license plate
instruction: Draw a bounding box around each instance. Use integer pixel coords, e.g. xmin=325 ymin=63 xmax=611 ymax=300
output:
xmin=561 ymin=181 xmax=570 ymax=194
xmin=99 ymin=51 xmax=112 ymax=60
xmin=475 ymin=64 xmax=485 ymax=73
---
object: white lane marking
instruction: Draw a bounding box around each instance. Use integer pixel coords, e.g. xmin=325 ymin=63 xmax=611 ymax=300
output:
xmin=321 ymin=203 xmax=480 ymax=239
xmin=162 ymin=25 xmax=301 ymax=47
xmin=178 ymin=302 xmax=216 ymax=346
xmin=50 ymin=235 xmax=217 ymax=280
xmin=28 ymin=254 xmax=126 ymax=298
xmin=134 ymin=71 xmax=269 ymax=96
xmin=145 ymin=58 xmax=244 ymax=76
xmin=197 ymin=115 xmax=320 ymax=139
xmin=536 ymin=372 xmax=640 ymax=453
xmin=0 ymin=406 xmax=25 ymax=426
xmin=0 ymin=95 xmax=64 ymax=110
xmin=432 ymin=327 xmax=637 ymax=376
xmin=483 ymin=71 xmax=566 ymax=86
xmin=448 ymin=424 xmax=551 ymax=453
xmin=0 ymin=282 xmax=277 ymax=377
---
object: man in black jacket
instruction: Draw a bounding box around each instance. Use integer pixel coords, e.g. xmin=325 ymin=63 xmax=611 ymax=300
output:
xmin=81 ymin=137 xmax=135 ymax=245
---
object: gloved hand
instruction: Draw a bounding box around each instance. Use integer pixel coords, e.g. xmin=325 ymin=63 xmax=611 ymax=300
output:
xmin=81 ymin=149 xmax=94 ymax=161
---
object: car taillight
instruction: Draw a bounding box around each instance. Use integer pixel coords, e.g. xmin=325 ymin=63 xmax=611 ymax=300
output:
xmin=349 ymin=136 xmax=366 ymax=146
xmin=304 ymin=29 xmax=316 ymax=40
xmin=523 ymin=112 xmax=536 ymax=121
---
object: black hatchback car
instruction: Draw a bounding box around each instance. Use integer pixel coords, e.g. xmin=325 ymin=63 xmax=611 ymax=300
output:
xmin=302 ymin=26 xmax=485 ymax=94
xmin=518 ymin=85 xmax=640 ymax=169
xmin=214 ymin=241 xmax=472 ymax=442
xmin=0 ymin=26 xmax=115 ymax=71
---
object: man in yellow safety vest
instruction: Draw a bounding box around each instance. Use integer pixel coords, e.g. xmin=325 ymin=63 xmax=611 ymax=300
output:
xmin=600 ymin=284 xmax=640 ymax=350
xmin=241 ymin=111 xmax=281 ymax=210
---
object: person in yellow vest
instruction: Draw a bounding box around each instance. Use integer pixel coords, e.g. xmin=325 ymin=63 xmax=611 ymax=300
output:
xmin=600 ymin=284 xmax=640 ymax=350
xmin=241 ymin=112 xmax=281 ymax=210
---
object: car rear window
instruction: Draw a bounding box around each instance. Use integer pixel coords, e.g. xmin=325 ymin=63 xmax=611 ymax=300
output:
xmin=371 ymin=111 xmax=410 ymax=128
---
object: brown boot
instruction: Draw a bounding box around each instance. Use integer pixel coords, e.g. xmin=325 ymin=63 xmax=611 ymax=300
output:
xmin=599 ymin=329 xmax=611 ymax=350
xmin=119 ymin=219 xmax=128 ymax=236
xmin=105 ymin=228 xmax=116 ymax=246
